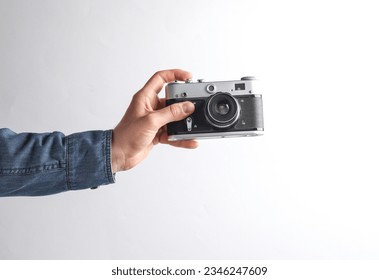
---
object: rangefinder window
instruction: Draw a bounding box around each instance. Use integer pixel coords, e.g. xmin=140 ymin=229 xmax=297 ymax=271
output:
xmin=235 ymin=83 xmax=245 ymax=91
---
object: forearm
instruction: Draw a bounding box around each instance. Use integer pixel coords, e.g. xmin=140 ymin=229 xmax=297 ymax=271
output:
xmin=0 ymin=128 xmax=114 ymax=197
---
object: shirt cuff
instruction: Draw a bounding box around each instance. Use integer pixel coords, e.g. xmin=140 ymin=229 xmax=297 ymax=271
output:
xmin=66 ymin=130 xmax=115 ymax=191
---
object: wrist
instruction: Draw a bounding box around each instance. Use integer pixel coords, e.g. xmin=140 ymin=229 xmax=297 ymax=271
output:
xmin=111 ymin=151 xmax=118 ymax=174
xmin=111 ymin=141 xmax=121 ymax=173
xmin=111 ymin=128 xmax=127 ymax=173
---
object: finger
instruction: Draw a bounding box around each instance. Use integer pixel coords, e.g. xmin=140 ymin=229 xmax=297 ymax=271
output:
xmin=159 ymin=131 xmax=199 ymax=149
xmin=153 ymin=101 xmax=195 ymax=128
xmin=142 ymin=69 xmax=192 ymax=96
xmin=158 ymin=98 xmax=166 ymax=110
xmin=153 ymin=127 xmax=164 ymax=145
xmin=169 ymin=140 xmax=199 ymax=149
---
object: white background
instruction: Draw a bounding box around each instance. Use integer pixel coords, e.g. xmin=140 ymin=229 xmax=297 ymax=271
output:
xmin=0 ymin=0 xmax=379 ymax=259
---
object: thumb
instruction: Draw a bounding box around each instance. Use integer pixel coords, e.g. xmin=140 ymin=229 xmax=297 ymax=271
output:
xmin=154 ymin=101 xmax=195 ymax=128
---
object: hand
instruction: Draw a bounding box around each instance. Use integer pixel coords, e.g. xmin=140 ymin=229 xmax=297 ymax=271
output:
xmin=111 ymin=69 xmax=198 ymax=172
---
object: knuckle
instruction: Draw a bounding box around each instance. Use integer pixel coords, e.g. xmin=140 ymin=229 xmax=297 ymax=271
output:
xmin=153 ymin=71 xmax=163 ymax=80
xmin=132 ymin=90 xmax=143 ymax=102
xmin=169 ymin=104 xmax=181 ymax=118
xmin=131 ymin=93 xmax=139 ymax=102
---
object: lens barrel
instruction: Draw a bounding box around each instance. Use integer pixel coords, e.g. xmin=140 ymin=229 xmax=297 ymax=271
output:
xmin=205 ymin=92 xmax=240 ymax=128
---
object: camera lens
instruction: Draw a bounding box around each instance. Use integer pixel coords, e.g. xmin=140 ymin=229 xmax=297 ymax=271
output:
xmin=215 ymin=102 xmax=230 ymax=115
xmin=205 ymin=92 xmax=240 ymax=128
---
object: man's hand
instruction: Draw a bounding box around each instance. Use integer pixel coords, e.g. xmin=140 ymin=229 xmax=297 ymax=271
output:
xmin=111 ymin=69 xmax=198 ymax=172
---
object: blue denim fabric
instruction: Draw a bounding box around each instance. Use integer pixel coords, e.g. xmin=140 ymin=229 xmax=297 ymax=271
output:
xmin=0 ymin=129 xmax=115 ymax=196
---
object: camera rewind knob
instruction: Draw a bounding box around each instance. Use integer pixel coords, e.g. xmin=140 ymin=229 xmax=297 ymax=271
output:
xmin=241 ymin=76 xmax=255 ymax=81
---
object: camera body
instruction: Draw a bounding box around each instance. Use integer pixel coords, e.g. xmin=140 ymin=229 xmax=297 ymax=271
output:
xmin=165 ymin=77 xmax=264 ymax=140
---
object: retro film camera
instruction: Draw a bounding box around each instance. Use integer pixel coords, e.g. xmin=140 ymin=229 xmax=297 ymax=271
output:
xmin=165 ymin=76 xmax=264 ymax=140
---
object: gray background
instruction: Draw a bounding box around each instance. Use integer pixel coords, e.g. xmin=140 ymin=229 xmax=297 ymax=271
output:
xmin=1 ymin=0 xmax=379 ymax=259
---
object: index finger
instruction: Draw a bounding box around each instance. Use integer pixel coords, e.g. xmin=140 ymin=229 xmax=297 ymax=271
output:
xmin=142 ymin=69 xmax=192 ymax=96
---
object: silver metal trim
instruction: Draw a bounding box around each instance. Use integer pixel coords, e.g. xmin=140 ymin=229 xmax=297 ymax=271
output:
xmin=168 ymin=130 xmax=264 ymax=141
xmin=165 ymin=79 xmax=254 ymax=99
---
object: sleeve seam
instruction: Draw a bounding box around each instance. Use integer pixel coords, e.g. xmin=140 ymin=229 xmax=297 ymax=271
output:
xmin=65 ymin=135 xmax=73 ymax=190
xmin=0 ymin=163 xmax=66 ymax=175
xmin=105 ymin=130 xmax=115 ymax=184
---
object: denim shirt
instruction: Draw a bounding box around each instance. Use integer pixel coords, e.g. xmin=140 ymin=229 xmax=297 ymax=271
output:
xmin=0 ymin=128 xmax=115 ymax=197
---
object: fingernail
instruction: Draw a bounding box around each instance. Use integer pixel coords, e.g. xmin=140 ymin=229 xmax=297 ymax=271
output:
xmin=182 ymin=102 xmax=195 ymax=114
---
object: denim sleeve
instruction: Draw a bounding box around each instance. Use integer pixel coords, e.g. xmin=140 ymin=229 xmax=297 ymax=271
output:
xmin=0 ymin=128 xmax=115 ymax=197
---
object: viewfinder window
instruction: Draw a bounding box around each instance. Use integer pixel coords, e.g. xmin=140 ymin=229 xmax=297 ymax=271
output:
xmin=235 ymin=83 xmax=245 ymax=91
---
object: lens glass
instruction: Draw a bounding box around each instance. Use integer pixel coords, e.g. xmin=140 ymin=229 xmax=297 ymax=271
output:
xmin=215 ymin=102 xmax=230 ymax=115
xmin=206 ymin=93 xmax=239 ymax=128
